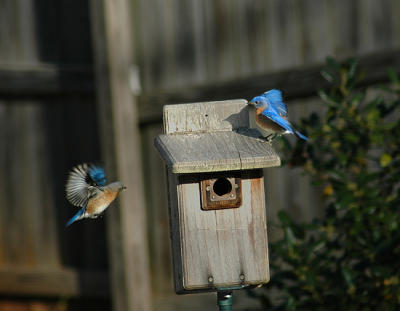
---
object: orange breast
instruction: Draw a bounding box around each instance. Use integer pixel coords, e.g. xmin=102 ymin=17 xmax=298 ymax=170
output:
xmin=86 ymin=190 xmax=119 ymax=214
xmin=255 ymin=111 xmax=285 ymax=132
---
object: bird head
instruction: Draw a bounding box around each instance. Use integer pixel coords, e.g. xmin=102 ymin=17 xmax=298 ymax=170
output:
xmin=108 ymin=181 xmax=127 ymax=193
xmin=248 ymin=95 xmax=268 ymax=109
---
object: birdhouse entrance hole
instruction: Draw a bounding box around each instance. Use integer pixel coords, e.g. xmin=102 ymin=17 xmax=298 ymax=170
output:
xmin=200 ymin=173 xmax=242 ymax=211
xmin=213 ymin=178 xmax=232 ymax=196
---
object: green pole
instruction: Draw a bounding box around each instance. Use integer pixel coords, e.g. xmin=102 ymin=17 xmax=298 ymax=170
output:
xmin=217 ymin=291 xmax=233 ymax=311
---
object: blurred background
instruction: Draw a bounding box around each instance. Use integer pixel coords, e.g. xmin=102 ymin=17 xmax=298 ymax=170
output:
xmin=0 ymin=0 xmax=399 ymax=310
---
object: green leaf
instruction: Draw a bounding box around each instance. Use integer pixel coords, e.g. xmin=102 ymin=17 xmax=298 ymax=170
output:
xmin=321 ymin=69 xmax=334 ymax=83
xmin=318 ymin=89 xmax=337 ymax=105
xmin=347 ymin=58 xmax=358 ymax=80
xmin=351 ymin=92 xmax=365 ymax=108
xmin=387 ymin=68 xmax=399 ymax=84
xmin=380 ymin=153 xmax=392 ymax=167
xmin=341 ymin=267 xmax=354 ymax=287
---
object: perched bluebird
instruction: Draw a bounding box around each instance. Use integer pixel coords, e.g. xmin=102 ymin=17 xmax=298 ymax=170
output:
xmin=65 ymin=163 xmax=126 ymax=227
xmin=248 ymin=89 xmax=308 ymax=141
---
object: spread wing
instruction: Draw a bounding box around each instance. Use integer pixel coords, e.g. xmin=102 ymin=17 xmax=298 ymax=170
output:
xmin=261 ymin=107 xmax=294 ymax=134
xmin=263 ymin=89 xmax=288 ymax=117
xmin=66 ymin=164 xmax=104 ymax=207
xmin=88 ymin=165 xmax=106 ymax=186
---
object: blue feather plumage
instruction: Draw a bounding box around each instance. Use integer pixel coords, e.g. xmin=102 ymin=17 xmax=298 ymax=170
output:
xmin=249 ymin=89 xmax=308 ymax=141
xmin=89 ymin=166 xmax=106 ymax=186
xmin=261 ymin=107 xmax=293 ymax=133
xmin=262 ymin=89 xmax=288 ymax=117
xmin=66 ymin=207 xmax=85 ymax=227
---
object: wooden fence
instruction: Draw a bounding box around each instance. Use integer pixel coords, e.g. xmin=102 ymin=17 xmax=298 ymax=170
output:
xmin=0 ymin=0 xmax=399 ymax=310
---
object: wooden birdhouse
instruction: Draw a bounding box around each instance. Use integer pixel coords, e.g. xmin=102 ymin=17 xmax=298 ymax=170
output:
xmin=154 ymin=99 xmax=280 ymax=294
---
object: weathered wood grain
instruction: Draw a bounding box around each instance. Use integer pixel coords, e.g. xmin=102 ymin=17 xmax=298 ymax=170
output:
xmin=0 ymin=64 xmax=94 ymax=97
xmin=166 ymin=172 xmax=185 ymax=294
xmin=0 ymin=267 xmax=108 ymax=297
xmin=158 ymin=100 xmax=275 ymax=293
xmin=138 ymin=49 xmax=400 ymax=123
xmin=163 ymin=99 xmax=249 ymax=134
xmin=0 ymin=0 xmax=110 ymax=302
xmin=0 ymin=103 xmax=60 ymax=267
xmin=90 ymin=0 xmax=152 ymax=310
xmin=155 ymin=100 xmax=280 ymax=173
xmin=174 ymin=170 xmax=269 ymax=291
xmin=134 ymin=0 xmax=400 ymax=114
xmin=155 ymin=131 xmax=280 ymax=174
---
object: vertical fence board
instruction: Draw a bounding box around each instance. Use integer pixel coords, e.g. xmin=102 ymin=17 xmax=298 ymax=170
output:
xmin=90 ymin=0 xmax=152 ymax=310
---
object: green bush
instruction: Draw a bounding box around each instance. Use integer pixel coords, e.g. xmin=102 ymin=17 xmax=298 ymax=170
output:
xmin=250 ymin=59 xmax=400 ymax=310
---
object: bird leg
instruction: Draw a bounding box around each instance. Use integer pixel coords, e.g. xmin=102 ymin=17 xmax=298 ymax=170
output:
xmin=263 ymin=134 xmax=277 ymax=143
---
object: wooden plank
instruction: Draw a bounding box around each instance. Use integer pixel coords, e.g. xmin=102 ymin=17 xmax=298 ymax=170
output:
xmin=267 ymin=0 xmax=302 ymax=69
xmin=176 ymin=170 xmax=269 ymax=291
xmin=0 ymin=48 xmax=398 ymax=107
xmin=155 ymin=100 xmax=280 ymax=173
xmin=0 ymin=103 xmax=60 ymax=267
xmin=0 ymin=267 xmax=108 ymax=297
xmin=89 ymin=1 xmax=152 ymax=311
xmin=0 ymin=64 xmax=94 ymax=97
xmin=138 ymin=49 xmax=400 ymax=123
xmin=234 ymin=0 xmax=269 ymax=75
xmin=357 ymin=0 xmax=393 ymax=53
xmin=0 ymin=0 xmax=38 ymax=62
xmin=159 ymin=99 xmax=273 ymax=293
xmin=166 ymin=172 xmax=185 ymax=294
xmin=191 ymin=0 xmax=208 ymax=84
xmin=162 ymin=99 xmax=249 ymax=134
xmin=328 ymin=0 xmax=358 ymax=56
xmin=392 ymin=0 xmax=400 ymax=48
xmin=299 ymin=0 xmax=333 ymax=63
xmin=155 ymin=131 xmax=280 ymax=173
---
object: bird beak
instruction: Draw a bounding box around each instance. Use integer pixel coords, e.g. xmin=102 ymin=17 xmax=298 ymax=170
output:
xmin=248 ymin=101 xmax=255 ymax=106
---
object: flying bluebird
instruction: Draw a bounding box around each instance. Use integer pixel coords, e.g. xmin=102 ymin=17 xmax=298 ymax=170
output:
xmin=65 ymin=163 xmax=126 ymax=227
xmin=248 ymin=89 xmax=308 ymax=142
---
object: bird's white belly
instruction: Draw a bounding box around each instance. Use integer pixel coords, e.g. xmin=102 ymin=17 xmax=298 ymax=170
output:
xmin=96 ymin=202 xmax=110 ymax=214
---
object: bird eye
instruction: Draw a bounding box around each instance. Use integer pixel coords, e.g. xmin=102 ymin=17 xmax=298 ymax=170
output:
xmin=255 ymin=101 xmax=259 ymax=104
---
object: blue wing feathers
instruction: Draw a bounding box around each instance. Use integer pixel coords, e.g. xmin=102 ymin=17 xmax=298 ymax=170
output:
xmin=252 ymin=89 xmax=308 ymax=141
xmin=263 ymin=89 xmax=282 ymax=103
xmin=89 ymin=166 xmax=106 ymax=186
xmin=261 ymin=108 xmax=294 ymax=133
xmin=263 ymin=89 xmax=288 ymax=116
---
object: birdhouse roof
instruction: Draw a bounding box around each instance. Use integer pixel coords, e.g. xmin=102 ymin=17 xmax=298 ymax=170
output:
xmin=154 ymin=99 xmax=281 ymax=174
xmin=155 ymin=130 xmax=280 ymax=173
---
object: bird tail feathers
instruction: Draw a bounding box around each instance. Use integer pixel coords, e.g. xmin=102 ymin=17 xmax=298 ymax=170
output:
xmin=295 ymin=131 xmax=308 ymax=141
xmin=66 ymin=208 xmax=85 ymax=227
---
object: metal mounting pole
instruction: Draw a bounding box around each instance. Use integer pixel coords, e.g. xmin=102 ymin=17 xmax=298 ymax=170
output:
xmin=217 ymin=290 xmax=233 ymax=311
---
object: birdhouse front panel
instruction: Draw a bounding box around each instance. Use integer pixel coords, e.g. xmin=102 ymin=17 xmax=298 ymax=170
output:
xmin=167 ymin=169 xmax=269 ymax=292
xmin=155 ymin=100 xmax=281 ymax=294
